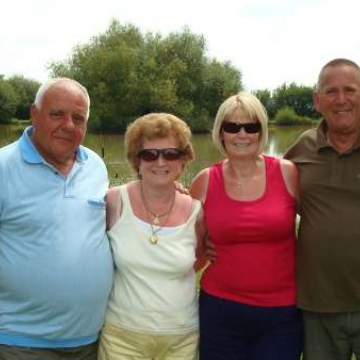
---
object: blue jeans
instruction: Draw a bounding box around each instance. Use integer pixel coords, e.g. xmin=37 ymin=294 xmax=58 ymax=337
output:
xmin=199 ymin=290 xmax=303 ymax=360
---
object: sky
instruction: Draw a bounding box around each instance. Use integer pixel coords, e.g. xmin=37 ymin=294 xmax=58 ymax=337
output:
xmin=1 ymin=0 xmax=360 ymax=91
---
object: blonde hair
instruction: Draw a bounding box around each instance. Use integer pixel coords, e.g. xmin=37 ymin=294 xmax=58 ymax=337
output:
xmin=125 ymin=113 xmax=195 ymax=174
xmin=212 ymin=92 xmax=268 ymax=156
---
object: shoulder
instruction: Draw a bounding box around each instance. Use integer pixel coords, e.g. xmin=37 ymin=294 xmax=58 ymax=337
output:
xmin=107 ymin=186 xmax=120 ymax=199
xmin=175 ymin=192 xmax=201 ymax=222
xmin=279 ymin=158 xmax=298 ymax=176
xmin=106 ymin=186 xmax=121 ymax=208
xmin=79 ymin=146 xmax=108 ymax=181
xmin=279 ymin=158 xmax=299 ymax=198
xmin=284 ymin=127 xmax=318 ymax=160
xmin=0 ymin=141 xmax=22 ymax=186
xmin=0 ymin=141 xmax=19 ymax=162
xmin=190 ymin=196 xmax=203 ymax=215
xmin=189 ymin=167 xmax=210 ymax=203
xmin=80 ymin=146 xmax=106 ymax=165
xmin=295 ymin=127 xmax=318 ymax=147
xmin=191 ymin=167 xmax=210 ymax=183
xmin=106 ymin=186 xmax=123 ymax=230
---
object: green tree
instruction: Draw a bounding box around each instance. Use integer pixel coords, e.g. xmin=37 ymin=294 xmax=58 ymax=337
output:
xmin=48 ymin=20 xmax=243 ymax=132
xmin=252 ymin=89 xmax=277 ymax=119
xmin=273 ymin=106 xmax=313 ymax=126
xmin=7 ymin=75 xmax=40 ymax=120
xmin=273 ymin=106 xmax=301 ymax=125
xmin=272 ymin=83 xmax=317 ymax=119
xmin=50 ymin=21 xmax=144 ymax=131
xmin=200 ymin=60 xmax=242 ymax=118
xmin=0 ymin=78 xmax=18 ymax=124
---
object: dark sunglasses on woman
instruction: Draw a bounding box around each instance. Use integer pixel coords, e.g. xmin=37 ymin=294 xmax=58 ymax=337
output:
xmin=222 ymin=121 xmax=261 ymax=134
xmin=137 ymin=148 xmax=185 ymax=162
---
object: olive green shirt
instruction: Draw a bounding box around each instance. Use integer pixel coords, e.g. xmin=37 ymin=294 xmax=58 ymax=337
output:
xmin=285 ymin=120 xmax=360 ymax=312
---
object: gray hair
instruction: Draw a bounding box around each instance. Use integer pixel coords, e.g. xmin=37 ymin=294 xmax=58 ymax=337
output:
xmin=33 ymin=78 xmax=90 ymax=120
xmin=316 ymin=58 xmax=360 ymax=91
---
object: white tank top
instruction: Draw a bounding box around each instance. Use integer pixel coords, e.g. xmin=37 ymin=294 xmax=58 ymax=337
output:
xmin=105 ymin=185 xmax=201 ymax=335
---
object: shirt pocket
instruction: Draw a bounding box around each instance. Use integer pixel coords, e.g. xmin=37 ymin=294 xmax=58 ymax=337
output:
xmin=87 ymin=198 xmax=106 ymax=209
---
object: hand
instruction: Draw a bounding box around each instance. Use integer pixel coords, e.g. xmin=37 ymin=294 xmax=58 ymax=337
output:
xmin=205 ymin=236 xmax=217 ymax=262
xmin=174 ymin=181 xmax=189 ymax=195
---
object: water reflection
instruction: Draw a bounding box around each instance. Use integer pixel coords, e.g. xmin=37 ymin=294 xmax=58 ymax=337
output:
xmin=267 ymin=126 xmax=308 ymax=158
xmin=0 ymin=124 xmax=312 ymax=185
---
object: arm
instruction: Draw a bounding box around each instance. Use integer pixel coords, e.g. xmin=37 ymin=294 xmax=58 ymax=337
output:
xmin=188 ymin=168 xmax=210 ymax=203
xmin=106 ymin=186 xmax=122 ymax=230
xmin=194 ymin=206 xmax=208 ymax=272
xmin=279 ymin=158 xmax=300 ymax=211
xmin=190 ymin=168 xmax=217 ymax=266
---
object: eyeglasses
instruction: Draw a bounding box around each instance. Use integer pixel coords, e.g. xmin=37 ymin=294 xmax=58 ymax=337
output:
xmin=137 ymin=148 xmax=185 ymax=162
xmin=221 ymin=122 xmax=261 ymax=134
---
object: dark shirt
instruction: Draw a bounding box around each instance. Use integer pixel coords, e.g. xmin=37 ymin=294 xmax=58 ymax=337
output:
xmin=285 ymin=120 xmax=360 ymax=312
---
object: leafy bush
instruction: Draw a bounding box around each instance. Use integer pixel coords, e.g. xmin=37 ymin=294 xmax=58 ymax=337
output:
xmin=274 ymin=106 xmax=315 ymax=126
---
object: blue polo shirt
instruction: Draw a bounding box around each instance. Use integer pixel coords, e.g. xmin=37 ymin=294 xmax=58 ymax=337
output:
xmin=0 ymin=127 xmax=114 ymax=348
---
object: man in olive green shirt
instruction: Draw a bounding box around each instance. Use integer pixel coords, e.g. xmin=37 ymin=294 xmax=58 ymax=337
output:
xmin=285 ymin=58 xmax=360 ymax=360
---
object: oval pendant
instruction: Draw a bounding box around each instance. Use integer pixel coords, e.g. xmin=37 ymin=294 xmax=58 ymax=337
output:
xmin=150 ymin=234 xmax=158 ymax=244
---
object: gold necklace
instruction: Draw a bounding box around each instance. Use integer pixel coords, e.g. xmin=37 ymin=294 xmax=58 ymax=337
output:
xmin=143 ymin=202 xmax=172 ymax=225
xmin=140 ymin=183 xmax=176 ymax=244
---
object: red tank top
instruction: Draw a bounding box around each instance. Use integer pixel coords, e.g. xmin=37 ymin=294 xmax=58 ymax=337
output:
xmin=202 ymin=156 xmax=296 ymax=306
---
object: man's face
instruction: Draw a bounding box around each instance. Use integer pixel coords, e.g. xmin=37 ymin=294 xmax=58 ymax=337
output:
xmin=313 ymin=65 xmax=360 ymax=135
xmin=30 ymin=82 xmax=88 ymax=168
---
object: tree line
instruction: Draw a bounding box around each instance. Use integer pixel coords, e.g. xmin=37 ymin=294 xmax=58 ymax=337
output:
xmin=0 ymin=20 xmax=320 ymax=131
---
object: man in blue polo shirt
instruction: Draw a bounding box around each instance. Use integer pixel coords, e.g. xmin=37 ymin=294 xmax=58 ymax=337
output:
xmin=0 ymin=78 xmax=114 ymax=359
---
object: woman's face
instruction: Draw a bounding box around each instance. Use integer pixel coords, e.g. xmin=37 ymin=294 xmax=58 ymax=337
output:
xmin=138 ymin=136 xmax=185 ymax=186
xmin=220 ymin=110 xmax=261 ymax=159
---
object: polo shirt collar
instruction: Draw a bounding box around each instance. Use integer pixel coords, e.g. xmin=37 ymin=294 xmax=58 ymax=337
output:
xmin=316 ymin=119 xmax=330 ymax=150
xmin=19 ymin=126 xmax=88 ymax=164
xmin=316 ymin=119 xmax=360 ymax=152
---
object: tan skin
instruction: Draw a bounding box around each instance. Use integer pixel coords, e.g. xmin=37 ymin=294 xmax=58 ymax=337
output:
xmin=314 ymin=64 xmax=360 ymax=153
xmin=30 ymin=81 xmax=88 ymax=176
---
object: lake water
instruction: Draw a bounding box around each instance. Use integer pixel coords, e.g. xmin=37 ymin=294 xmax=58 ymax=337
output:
xmin=0 ymin=124 xmax=311 ymax=185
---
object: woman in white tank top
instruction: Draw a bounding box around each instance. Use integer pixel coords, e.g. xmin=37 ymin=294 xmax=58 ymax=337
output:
xmin=98 ymin=113 xmax=207 ymax=360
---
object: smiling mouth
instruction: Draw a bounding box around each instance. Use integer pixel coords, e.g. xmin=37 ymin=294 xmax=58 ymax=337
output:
xmin=334 ymin=109 xmax=351 ymax=115
xmin=234 ymin=142 xmax=251 ymax=147
xmin=152 ymin=169 xmax=170 ymax=175
xmin=55 ymin=136 xmax=74 ymax=142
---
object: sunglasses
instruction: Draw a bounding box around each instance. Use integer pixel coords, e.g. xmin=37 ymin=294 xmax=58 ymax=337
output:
xmin=222 ymin=122 xmax=261 ymax=134
xmin=137 ymin=148 xmax=185 ymax=162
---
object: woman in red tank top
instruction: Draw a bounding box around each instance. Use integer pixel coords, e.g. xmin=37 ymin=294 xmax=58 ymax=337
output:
xmin=189 ymin=92 xmax=303 ymax=360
